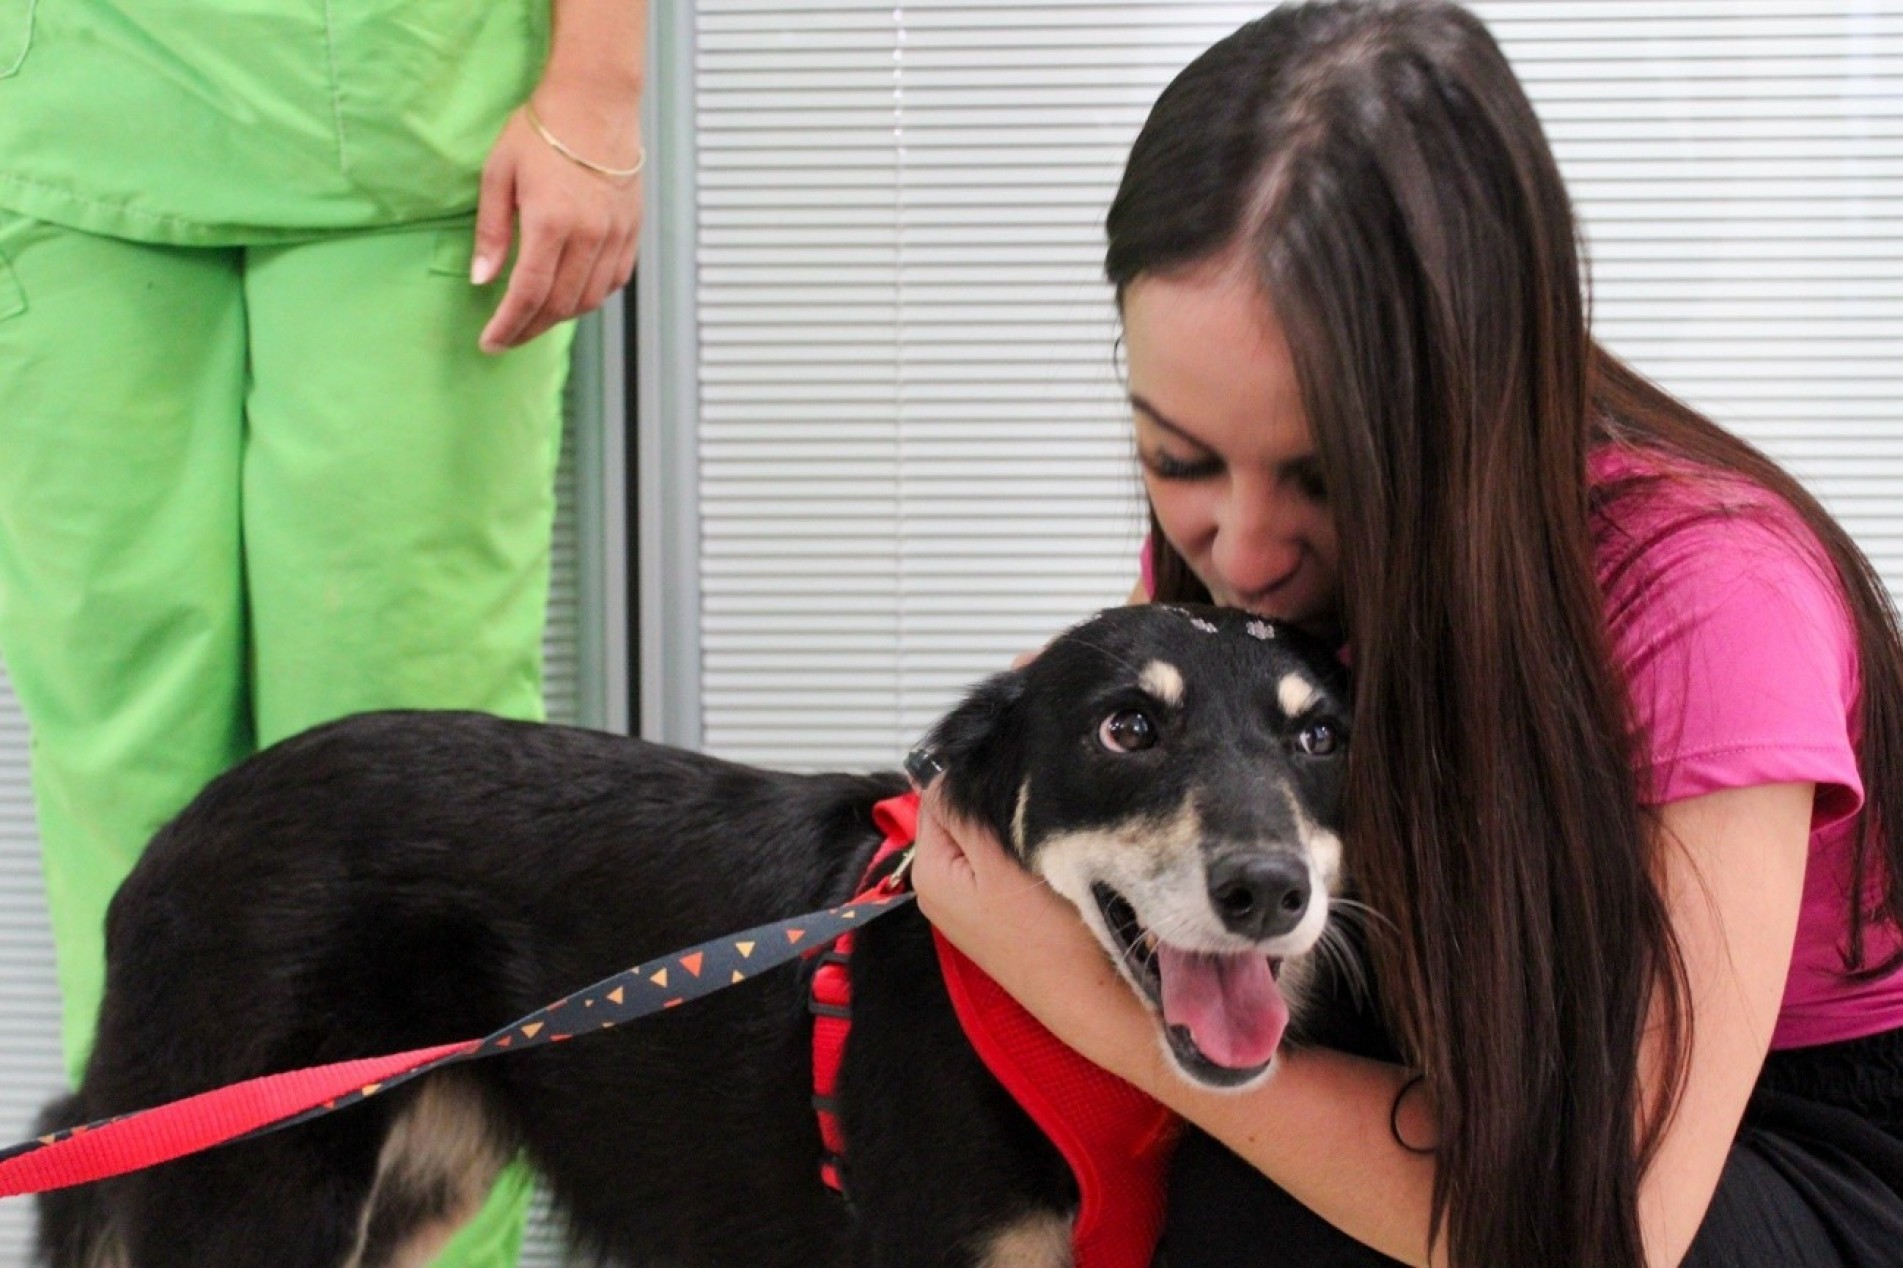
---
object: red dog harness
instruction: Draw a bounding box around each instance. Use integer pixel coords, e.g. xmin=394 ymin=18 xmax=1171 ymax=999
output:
xmin=811 ymin=793 xmax=1179 ymax=1268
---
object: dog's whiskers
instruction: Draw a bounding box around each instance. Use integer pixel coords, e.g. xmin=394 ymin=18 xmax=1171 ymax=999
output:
xmin=1326 ymin=897 xmax=1394 ymax=939
xmin=1111 ymin=921 xmax=1160 ymax=986
xmin=1312 ymin=921 xmax=1373 ymax=1010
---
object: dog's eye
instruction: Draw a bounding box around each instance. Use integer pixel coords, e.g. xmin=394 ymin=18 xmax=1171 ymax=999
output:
xmin=1296 ymin=721 xmax=1339 ymax=756
xmin=1098 ymin=709 xmax=1158 ymax=753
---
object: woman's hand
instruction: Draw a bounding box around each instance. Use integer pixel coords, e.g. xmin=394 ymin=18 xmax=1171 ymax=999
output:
xmin=473 ymin=0 xmax=649 ymax=354
xmin=909 ymin=785 xmax=1076 ymax=980
xmin=910 ymin=784 xmax=1165 ymax=1082
xmin=472 ymin=90 xmax=643 ymax=354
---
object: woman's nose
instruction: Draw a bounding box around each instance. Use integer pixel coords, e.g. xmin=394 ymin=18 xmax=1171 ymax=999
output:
xmin=1211 ymin=497 xmax=1302 ymax=596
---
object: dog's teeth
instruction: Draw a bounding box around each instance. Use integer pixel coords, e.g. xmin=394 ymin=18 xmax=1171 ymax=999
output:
xmin=1140 ymin=932 xmax=1158 ymax=953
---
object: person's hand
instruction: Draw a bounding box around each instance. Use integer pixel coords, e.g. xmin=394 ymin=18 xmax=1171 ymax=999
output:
xmin=473 ymin=82 xmax=645 ymax=354
xmin=910 ymin=785 xmax=1076 ymax=979
xmin=911 ymin=784 xmax=1160 ymax=1079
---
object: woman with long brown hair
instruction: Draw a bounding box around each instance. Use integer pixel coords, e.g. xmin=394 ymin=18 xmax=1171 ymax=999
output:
xmin=912 ymin=2 xmax=1903 ymax=1264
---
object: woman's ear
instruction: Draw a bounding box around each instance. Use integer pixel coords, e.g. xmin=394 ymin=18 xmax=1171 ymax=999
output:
xmin=919 ymin=668 xmax=1030 ymax=852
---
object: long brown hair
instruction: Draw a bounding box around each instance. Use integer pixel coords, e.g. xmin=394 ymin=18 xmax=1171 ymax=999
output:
xmin=1108 ymin=3 xmax=1903 ymax=1263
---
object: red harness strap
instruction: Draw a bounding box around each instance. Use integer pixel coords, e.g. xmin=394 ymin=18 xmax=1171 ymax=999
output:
xmin=809 ymin=795 xmax=914 ymax=1192
xmin=811 ymin=793 xmax=1180 ymax=1268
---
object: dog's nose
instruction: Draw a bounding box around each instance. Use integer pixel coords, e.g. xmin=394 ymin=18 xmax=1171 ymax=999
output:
xmin=1207 ymin=854 xmax=1311 ymax=940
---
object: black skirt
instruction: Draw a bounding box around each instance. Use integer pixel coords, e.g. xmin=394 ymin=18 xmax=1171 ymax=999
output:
xmin=1156 ymin=1027 xmax=1903 ymax=1267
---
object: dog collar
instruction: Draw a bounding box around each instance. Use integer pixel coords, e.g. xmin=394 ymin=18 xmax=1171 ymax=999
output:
xmin=810 ymin=791 xmax=1179 ymax=1268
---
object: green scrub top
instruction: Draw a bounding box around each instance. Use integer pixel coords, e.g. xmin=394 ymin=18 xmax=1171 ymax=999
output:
xmin=0 ymin=1 xmax=549 ymax=245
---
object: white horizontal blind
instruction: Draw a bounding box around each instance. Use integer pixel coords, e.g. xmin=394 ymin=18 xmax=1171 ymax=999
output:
xmin=1471 ymin=0 xmax=1903 ymax=581
xmin=0 ymin=676 xmax=57 ymax=1264
xmin=694 ymin=0 xmax=1903 ymax=772
xmin=696 ymin=3 xmax=1251 ymax=767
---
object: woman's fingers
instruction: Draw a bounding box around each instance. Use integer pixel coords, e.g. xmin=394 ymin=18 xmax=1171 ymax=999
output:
xmin=471 ymin=152 xmax=517 ymax=288
xmin=477 ymin=110 xmax=644 ymax=353
xmin=480 ymin=210 xmax=563 ymax=352
xmin=910 ymin=787 xmax=982 ymax=916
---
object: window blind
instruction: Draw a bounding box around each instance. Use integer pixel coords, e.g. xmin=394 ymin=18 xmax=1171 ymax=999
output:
xmin=688 ymin=0 xmax=1902 ymax=771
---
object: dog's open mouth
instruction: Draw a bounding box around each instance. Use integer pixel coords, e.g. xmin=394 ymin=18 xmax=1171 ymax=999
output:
xmin=1092 ymin=883 xmax=1289 ymax=1087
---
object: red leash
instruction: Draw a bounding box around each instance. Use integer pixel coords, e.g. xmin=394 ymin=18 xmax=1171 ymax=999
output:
xmin=0 ymin=871 xmax=914 ymax=1198
xmin=0 ymin=1043 xmax=477 ymax=1198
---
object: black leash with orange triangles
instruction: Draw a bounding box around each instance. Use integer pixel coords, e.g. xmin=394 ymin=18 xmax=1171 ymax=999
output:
xmin=0 ymin=861 xmax=915 ymax=1198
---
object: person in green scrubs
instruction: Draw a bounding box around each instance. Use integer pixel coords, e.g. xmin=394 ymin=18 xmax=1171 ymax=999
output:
xmin=0 ymin=3 xmax=647 ymax=1262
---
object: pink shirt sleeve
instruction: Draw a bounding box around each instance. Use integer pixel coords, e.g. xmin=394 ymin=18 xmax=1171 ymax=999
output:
xmin=1600 ymin=506 xmax=1863 ymax=828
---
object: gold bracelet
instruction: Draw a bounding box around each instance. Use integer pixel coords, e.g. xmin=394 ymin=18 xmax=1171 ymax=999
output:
xmin=522 ymin=101 xmax=647 ymax=182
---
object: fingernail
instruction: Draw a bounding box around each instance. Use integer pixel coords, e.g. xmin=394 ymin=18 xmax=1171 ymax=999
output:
xmin=904 ymin=746 xmax=945 ymax=788
xmin=471 ymin=254 xmax=498 ymax=286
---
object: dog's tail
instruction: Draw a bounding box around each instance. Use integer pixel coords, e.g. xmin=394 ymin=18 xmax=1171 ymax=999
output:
xmin=31 ymin=1092 xmax=119 ymax=1268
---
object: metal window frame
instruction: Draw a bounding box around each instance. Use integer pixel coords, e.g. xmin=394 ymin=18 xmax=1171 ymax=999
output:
xmin=634 ymin=0 xmax=704 ymax=748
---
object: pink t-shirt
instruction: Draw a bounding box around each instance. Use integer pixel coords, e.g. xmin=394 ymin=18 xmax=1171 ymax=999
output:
xmin=1591 ymin=445 xmax=1899 ymax=1049
xmin=1139 ymin=446 xmax=1903 ymax=1048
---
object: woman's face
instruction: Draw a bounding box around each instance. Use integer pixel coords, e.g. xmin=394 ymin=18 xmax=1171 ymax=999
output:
xmin=1123 ymin=261 xmax=1342 ymax=634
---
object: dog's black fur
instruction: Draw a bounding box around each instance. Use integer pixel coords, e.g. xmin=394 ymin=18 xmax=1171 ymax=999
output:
xmin=36 ymin=604 xmax=1354 ymax=1268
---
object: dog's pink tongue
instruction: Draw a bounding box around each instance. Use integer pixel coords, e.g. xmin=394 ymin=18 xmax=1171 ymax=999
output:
xmin=1157 ymin=946 xmax=1288 ymax=1069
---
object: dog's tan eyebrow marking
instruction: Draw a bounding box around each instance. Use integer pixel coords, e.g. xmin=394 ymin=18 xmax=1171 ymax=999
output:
xmin=1277 ymin=672 xmax=1319 ymax=718
xmin=1138 ymin=660 xmax=1186 ymax=708
xmin=1011 ymin=779 xmax=1031 ymax=855
xmin=1285 ymin=785 xmax=1343 ymax=891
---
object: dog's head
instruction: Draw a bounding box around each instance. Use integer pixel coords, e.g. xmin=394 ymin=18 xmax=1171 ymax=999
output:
xmin=923 ymin=603 xmax=1351 ymax=1089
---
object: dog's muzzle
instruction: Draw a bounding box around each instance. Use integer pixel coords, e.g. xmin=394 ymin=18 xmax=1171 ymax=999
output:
xmin=1090 ymin=882 xmax=1293 ymax=1089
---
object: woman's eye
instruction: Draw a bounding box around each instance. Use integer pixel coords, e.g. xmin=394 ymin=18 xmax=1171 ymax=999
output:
xmin=1296 ymin=721 xmax=1339 ymax=756
xmin=1143 ymin=449 xmax=1222 ymax=482
xmin=1099 ymin=709 xmax=1158 ymax=753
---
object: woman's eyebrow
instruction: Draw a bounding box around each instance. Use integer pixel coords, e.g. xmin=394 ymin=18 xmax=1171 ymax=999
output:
xmin=1130 ymin=393 xmax=1206 ymax=447
xmin=1132 ymin=392 xmax=1320 ymax=482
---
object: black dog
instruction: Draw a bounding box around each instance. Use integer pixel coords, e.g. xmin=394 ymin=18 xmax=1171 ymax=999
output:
xmin=36 ymin=603 xmax=1352 ymax=1268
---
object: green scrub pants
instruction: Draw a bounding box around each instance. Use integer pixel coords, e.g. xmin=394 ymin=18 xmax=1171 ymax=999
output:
xmin=0 ymin=210 xmax=573 ymax=1267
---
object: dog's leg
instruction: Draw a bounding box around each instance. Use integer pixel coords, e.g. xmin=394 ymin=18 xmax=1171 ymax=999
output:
xmin=352 ymin=1076 xmax=518 ymax=1268
xmin=34 ymin=1095 xmax=113 ymax=1268
xmin=96 ymin=1111 xmax=388 ymax=1268
xmin=35 ymin=1187 xmax=123 ymax=1268
xmin=35 ymin=1090 xmax=384 ymax=1268
xmin=970 ymin=1211 xmax=1074 ymax=1268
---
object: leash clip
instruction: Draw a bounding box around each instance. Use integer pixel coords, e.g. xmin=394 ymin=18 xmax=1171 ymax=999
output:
xmin=879 ymin=847 xmax=916 ymax=896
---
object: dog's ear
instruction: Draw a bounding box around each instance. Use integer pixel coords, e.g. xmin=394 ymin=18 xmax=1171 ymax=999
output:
xmin=920 ymin=668 xmax=1030 ymax=855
